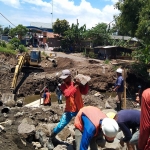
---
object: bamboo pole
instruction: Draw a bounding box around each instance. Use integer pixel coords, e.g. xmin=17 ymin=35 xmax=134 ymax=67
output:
xmin=123 ymin=68 xmax=126 ymax=109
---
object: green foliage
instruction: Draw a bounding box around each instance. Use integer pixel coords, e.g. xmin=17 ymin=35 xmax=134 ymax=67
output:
xmin=63 ymin=23 xmax=86 ymax=51
xmin=0 ymin=46 xmax=16 ymax=54
xmin=84 ymin=23 xmax=111 ymax=46
xmin=0 ymin=25 xmax=3 ymax=35
xmin=114 ymin=0 xmax=150 ymax=44
xmin=0 ymin=40 xmax=7 ymax=47
xmin=132 ymin=45 xmax=150 ymax=64
xmin=9 ymin=24 xmax=28 ymax=39
xmin=136 ymin=1 xmax=150 ymax=44
xmin=104 ymin=59 xmax=110 ymax=64
xmin=53 ymin=19 xmax=70 ymax=36
xmin=0 ymin=40 xmax=16 ymax=54
xmin=41 ymin=51 xmax=48 ymax=57
xmin=114 ymin=0 xmax=143 ymax=36
xmin=9 ymin=37 xmax=20 ymax=49
xmin=18 ymin=44 xmax=26 ymax=53
xmin=88 ymin=52 xmax=96 ymax=58
xmin=3 ymin=27 xmax=10 ymax=35
xmin=131 ymin=63 xmax=150 ymax=81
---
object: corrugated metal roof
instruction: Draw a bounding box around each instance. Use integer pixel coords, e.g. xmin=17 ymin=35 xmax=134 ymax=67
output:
xmin=103 ymin=46 xmax=117 ymax=48
xmin=30 ymin=22 xmax=52 ymax=28
xmin=110 ymin=35 xmax=139 ymax=42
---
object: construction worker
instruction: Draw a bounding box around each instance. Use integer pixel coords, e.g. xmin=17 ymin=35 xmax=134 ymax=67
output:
xmin=47 ymin=69 xmax=89 ymax=150
xmin=74 ymin=106 xmax=119 ymax=150
xmin=135 ymin=85 xmax=142 ymax=106
xmin=55 ymin=83 xmax=63 ymax=104
xmin=138 ymin=88 xmax=150 ymax=150
xmin=113 ymin=109 xmax=141 ymax=150
xmin=113 ymin=68 xmax=124 ymax=111
xmin=43 ymin=88 xmax=51 ymax=106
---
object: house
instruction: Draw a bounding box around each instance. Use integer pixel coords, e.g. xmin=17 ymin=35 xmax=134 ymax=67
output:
xmin=94 ymin=45 xmax=132 ymax=60
xmin=110 ymin=35 xmax=141 ymax=48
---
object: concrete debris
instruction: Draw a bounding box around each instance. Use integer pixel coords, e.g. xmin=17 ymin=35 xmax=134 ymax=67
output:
xmin=16 ymin=99 xmax=24 ymax=107
xmin=105 ymin=101 xmax=112 ymax=109
xmin=74 ymin=74 xmax=91 ymax=85
xmin=94 ymin=92 xmax=101 ymax=97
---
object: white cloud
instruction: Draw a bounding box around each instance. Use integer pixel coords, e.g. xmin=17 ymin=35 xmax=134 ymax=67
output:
xmin=0 ymin=0 xmax=120 ymax=29
xmin=21 ymin=0 xmax=119 ymax=28
xmin=0 ymin=0 xmax=20 ymax=8
xmin=111 ymin=0 xmax=119 ymax=4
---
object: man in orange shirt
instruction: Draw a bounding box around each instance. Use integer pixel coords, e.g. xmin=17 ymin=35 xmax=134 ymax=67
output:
xmin=138 ymin=88 xmax=150 ymax=150
xmin=43 ymin=88 xmax=51 ymax=106
xmin=74 ymin=106 xmax=119 ymax=150
xmin=47 ymin=69 xmax=89 ymax=150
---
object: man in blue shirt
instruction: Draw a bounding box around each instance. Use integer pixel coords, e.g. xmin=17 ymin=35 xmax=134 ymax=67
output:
xmin=114 ymin=109 xmax=140 ymax=150
xmin=113 ymin=68 xmax=124 ymax=111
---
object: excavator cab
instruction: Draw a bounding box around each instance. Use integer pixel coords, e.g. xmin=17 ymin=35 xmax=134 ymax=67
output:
xmin=29 ymin=50 xmax=41 ymax=66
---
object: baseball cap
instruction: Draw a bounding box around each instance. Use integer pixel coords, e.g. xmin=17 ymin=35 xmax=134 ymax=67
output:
xmin=59 ymin=69 xmax=71 ymax=79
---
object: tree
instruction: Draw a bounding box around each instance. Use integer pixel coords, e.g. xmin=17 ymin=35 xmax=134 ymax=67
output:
xmin=114 ymin=0 xmax=143 ymax=37
xmin=0 ymin=25 xmax=3 ymax=35
xmin=3 ymin=27 xmax=10 ymax=35
xmin=63 ymin=23 xmax=86 ymax=52
xmin=85 ymin=23 xmax=110 ymax=46
xmin=136 ymin=1 xmax=150 ymax=44
xmin=9 ymin=24 xmax=28 ymax=40
xmin=53 ymin=19 xmax=70 ymax=36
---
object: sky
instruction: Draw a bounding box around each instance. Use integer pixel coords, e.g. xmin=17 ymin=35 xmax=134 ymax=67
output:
xmin=0 ymin=0 xmax=119 ymax=29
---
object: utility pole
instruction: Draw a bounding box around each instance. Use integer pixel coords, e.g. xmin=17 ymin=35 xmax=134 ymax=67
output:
xmin=51 ymin=0 xmax=53 ymax=28
xmin=123 ymin=68 xmax=126 ymax=109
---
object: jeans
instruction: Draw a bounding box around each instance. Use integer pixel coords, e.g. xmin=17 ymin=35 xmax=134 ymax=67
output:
xmin=130 ymin=130 xmax=139 ymax=145
xmin=75 ymin=128 xmax=105 ymax=150
xmin=53 ymin=112 xmax=77 ymax=134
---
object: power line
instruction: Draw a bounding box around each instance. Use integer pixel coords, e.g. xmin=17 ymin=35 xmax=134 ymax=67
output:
xmin=0 ymin=12 xmax=16 ymax=27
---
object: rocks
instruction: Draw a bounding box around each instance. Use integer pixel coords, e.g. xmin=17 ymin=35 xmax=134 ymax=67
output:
xmin=1 ymin=93 xmax=16 ymax=107
xmin=18 ymin=118 xmax=35 ymax=138
xmin=32 ymin=142 xmax=42 ymax=149
xmin=58 ymin=128 xmax=71 ymax=141
xmin=0 ymin=125 xmax=5 ymax=132
xmin=1 ymin=107 xmax=10 ymax=113
xmin=16 ymin=99 xmax=24 ymax=107
xmin=105 ymin=101 xmax=112 ymax=109
xmin=14 ymin=112 xmax=24 ymax=118
xmin=0 ymin=119 xmax=13 ymax=126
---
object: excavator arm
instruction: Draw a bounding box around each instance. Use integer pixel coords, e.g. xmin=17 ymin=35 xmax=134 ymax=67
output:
xmin=10 ymin=53 xmax=27 ymax=93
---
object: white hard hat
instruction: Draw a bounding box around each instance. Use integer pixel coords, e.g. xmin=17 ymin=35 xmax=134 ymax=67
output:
xmin=116 ymin=68 xmax=123 ymax=74
xmin=101 ymin=118 xmax=119 ymax=138
xmin=58 ymin=83 xmax=61 ymax=86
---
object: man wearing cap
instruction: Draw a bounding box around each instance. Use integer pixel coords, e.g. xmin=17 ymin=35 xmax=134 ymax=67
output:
xmin=74 ymin=106 xmax=119 ymax=150
xmin=114 ymin=109 xmax=141 ymax=150
xmin=47 ymin=69 xmax=89 ymax=150
xmin=113 ymin=68 xmax=124 ymax=111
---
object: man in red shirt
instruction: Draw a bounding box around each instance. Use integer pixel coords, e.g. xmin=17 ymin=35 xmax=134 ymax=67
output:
xmin=138 ymin=88 xmax=150 ymax=150
xmin=47 ymin=69 xmax=89 ymax=150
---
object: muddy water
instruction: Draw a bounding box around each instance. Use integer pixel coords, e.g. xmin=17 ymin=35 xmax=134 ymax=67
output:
xmin=24 ymin=93 xmax=65 ymax=104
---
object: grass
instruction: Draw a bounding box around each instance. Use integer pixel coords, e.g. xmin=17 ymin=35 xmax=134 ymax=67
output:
xmin=0 ymin=46 xmax=17 ymax=55
xmin=42 ymin=51 xmax=48 ymax=57
xmin=104 ymin=59 xmax=110 ymax=64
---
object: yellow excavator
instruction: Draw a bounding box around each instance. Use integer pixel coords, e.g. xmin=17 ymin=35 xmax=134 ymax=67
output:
xmin=1 ymin=49 xmax=57 ymax=103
